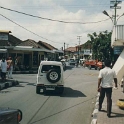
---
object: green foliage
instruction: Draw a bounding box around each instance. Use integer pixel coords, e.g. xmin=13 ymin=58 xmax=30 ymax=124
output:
xmin=87 ymin=30 xmax=114 ymax=61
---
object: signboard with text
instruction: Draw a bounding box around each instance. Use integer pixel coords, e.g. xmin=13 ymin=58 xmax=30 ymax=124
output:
xmin=0 ymin=34 xmax=8 ymax=40
xmin=114 ymin=46 xmax=123 ymax=55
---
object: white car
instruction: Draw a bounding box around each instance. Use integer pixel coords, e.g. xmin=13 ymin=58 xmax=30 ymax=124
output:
xmin=36 ymin=61 xmax=64 ymax=94
xmin=68 ymin=58 xmax=76 ymax=65
xmin=79 ymin=59 xmax=85 ymax=64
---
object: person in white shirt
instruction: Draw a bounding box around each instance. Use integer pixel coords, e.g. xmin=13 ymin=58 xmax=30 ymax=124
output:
xmin=98 ymin=59 xmax=118 ymax=117
xmin=0 ymin=57 xmax=7 ymax=82
xmin=7 ymin=57 xmax=13 ymax=79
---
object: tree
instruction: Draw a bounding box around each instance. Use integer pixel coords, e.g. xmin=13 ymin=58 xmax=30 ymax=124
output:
xmin=87 ymin=30 xmax=114 ymax=61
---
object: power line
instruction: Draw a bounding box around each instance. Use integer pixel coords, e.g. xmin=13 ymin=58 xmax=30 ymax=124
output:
xmin=0 ymin=13 xmax=62 ymax=44
xmin=0 ymin=6 xmax=110 ymax=24
xmin=0 ymin=6 xmax=113 ymax=47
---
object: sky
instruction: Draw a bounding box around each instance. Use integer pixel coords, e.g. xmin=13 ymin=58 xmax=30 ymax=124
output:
xmin=0 ymin=0 xmax=124 ymax=49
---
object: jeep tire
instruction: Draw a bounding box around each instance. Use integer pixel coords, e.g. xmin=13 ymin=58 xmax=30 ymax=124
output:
xmin=46 ymin=69 xmax=61 ymax=83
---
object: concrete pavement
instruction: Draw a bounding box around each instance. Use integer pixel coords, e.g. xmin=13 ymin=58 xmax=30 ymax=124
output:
xmin=0 ymin=79 xmax=19 ymax=90
xmin=1 ymin=67 xmax=124 ymax=124
xmin=0 ymin=69 xmax=37 ymax=90
xmin=91 ymin=85 xmax=124 ymax=124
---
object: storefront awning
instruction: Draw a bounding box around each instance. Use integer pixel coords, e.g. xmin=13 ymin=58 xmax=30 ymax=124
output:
xmin=14 ymin=46 xmax=54 ymax=53
xmin=0 ymin=49 xmax=7 ymax=53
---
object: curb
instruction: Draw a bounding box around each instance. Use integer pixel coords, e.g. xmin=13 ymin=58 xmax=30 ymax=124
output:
xmin=0 ymin=80 xmax=19 ymax=90
xmin=91 ymin=93 xmax=100 ymax=124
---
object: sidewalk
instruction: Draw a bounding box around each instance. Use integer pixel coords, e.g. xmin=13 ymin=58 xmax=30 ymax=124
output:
xmin=0 ymin=70 xmax=37 ymax=90
xmin=91 ymin=86 xmax=124 ymax=124
xmin=0 ymin=79 xmax=19 ymax=90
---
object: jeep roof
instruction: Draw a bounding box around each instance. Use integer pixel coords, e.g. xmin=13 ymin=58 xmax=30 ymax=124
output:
xmin=40 ymin=61 xmax=62 ymax=66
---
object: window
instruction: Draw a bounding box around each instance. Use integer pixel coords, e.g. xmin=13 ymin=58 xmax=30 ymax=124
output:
xmin=41 ymin=65 xmax=61 ymax=73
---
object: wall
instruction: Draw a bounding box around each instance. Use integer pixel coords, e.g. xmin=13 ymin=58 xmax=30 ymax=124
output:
xmin=113 ymin=49 xmax=124 ymax=84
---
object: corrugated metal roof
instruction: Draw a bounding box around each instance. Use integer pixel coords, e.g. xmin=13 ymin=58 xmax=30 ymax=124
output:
xmin=38 ymin=41 xmax=57 ymax=50
xmin=18 ymin=39 xmax=43 ymax=48
xmin=65 ymin=47 xmax=76 ymax=52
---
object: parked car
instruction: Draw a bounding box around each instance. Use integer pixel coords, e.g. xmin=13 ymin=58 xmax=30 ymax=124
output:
xmin=68 ymin=58 xmax=76 ymax=65
xmin=96 ymin=61 xmax=104 ymax=70
xmin=83 ymin=59 xmax=104 ymax=70
xmin=36 ymin=61 xmax=64 ymax=94
xmin=0 ymin=108 xmax=22 ymax=124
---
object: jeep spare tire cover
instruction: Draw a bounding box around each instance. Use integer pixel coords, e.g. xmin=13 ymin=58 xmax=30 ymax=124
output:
xmin=46 ymin=69 xmax=61 ymax=83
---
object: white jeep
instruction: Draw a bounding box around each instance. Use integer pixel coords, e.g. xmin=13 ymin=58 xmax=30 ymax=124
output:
xmin=36 ymin=61 xmax=64 ymax=94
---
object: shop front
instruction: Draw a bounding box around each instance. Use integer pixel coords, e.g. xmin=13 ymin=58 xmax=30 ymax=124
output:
xmin=0 ymin=49 xmax=7 ymax=59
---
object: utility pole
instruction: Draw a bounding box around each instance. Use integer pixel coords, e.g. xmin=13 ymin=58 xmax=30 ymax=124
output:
xmin=110 ymin=0 xmax=122 ymax=25
xmin=66 ymin=44 xmax=69 ymax=49
xmin=64 ymin=42 xmax=65 ymax=56
xmin=77 ymin=36 xmax=82 ymax=60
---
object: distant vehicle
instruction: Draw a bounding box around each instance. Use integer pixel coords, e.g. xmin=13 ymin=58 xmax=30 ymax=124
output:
xmin=96 ymin=61 xmax=104 ymax=70
xmin=0 ymin=108 xmax=22 ymax=124
xmin=36 ymin=61 xmax=64 ymax=94
xmin=68 ymin=58 xmax=76 ymax=65
xmin=79 ymin=59 xmax=85 ymax=65
xmin=83 ymin=59 xmax=104 ymax=70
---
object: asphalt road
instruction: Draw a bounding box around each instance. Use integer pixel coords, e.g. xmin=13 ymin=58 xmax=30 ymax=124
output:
xmin=0 ymin=66 xmax=99 ymax=124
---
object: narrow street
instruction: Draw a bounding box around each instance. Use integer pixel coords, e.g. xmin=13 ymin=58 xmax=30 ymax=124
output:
xmin=0 ymin=67 xmax=99 ymax=124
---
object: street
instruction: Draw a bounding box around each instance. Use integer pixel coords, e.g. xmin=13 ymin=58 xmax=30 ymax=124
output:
xmin=0 ymin=66 xmax=99 ymax=124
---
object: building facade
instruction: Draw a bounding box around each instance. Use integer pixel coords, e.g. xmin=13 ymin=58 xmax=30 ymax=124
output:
xmin=0 ymin=30 xmax=64 ymax=70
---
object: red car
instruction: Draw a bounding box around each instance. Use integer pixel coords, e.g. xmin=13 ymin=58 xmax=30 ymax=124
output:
xmin=83 ymin=60 xmax=104 ymax=70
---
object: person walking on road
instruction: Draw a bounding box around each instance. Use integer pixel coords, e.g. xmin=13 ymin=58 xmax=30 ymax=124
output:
xmin=7 ymin=57 xmax=13 ymax=79
xmin=97 ymin=59 xmax=118 ymax=117
xmin=0 ymin=57 xmax=7 ymax=82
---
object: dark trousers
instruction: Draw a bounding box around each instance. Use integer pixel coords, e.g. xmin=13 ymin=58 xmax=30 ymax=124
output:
xmin=1 ymin=72 xmax=6 ymax=81
xmin=99 ymin=87 xmax=112 ymax=115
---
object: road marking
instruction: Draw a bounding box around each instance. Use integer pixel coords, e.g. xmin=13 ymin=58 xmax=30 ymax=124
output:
xmin=84 ymin=73 xmax=98 ymax=76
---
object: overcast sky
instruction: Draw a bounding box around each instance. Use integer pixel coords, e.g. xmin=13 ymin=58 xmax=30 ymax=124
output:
xmin=0 ymin=0 xmax=124 ymax=49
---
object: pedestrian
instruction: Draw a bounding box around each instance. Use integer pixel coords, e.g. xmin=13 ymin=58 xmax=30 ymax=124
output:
xmin=7 ymin=57 xmax=13 ymax=79
xmin=14 ymin=57 xmax=19 ymax=71
xmin=75 ymin=59 xmax=79 ymax=67
xmin=97 ymin=59 xmax=118 ymax=117
xmin=0 ymin=57 xmax=7 ymax=82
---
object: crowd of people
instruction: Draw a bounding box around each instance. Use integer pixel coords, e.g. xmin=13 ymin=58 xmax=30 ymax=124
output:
xmin=0 ymin=56 xmax=13 ymax=82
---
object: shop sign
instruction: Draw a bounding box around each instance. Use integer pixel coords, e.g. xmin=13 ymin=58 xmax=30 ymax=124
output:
xmin=114 ymin=46 xmax=123 ymax=55
xmin=0 ymin=34 xmax=8 ymax=40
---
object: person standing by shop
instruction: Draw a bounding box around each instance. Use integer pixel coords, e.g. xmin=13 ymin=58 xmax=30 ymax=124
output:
xmin=97 ymin=59 xmax=118 ymax=117
xmin=7 ymin=57 xmax=13 ymax=79
xmin=0 ymin=57 xmax=7 ymax=82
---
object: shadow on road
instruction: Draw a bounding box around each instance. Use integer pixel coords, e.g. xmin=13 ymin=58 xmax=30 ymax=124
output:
xmin=66 ymin=66 xmax=74 ymax=70
xmin=41 ymin=87 xmax=86 ymax=98
xmin=61 ymin=87 xmax=86 ymax=97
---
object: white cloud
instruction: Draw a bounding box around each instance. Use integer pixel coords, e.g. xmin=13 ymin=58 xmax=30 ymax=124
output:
xmin=0 ymin=0 xmax=122 ymax=49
